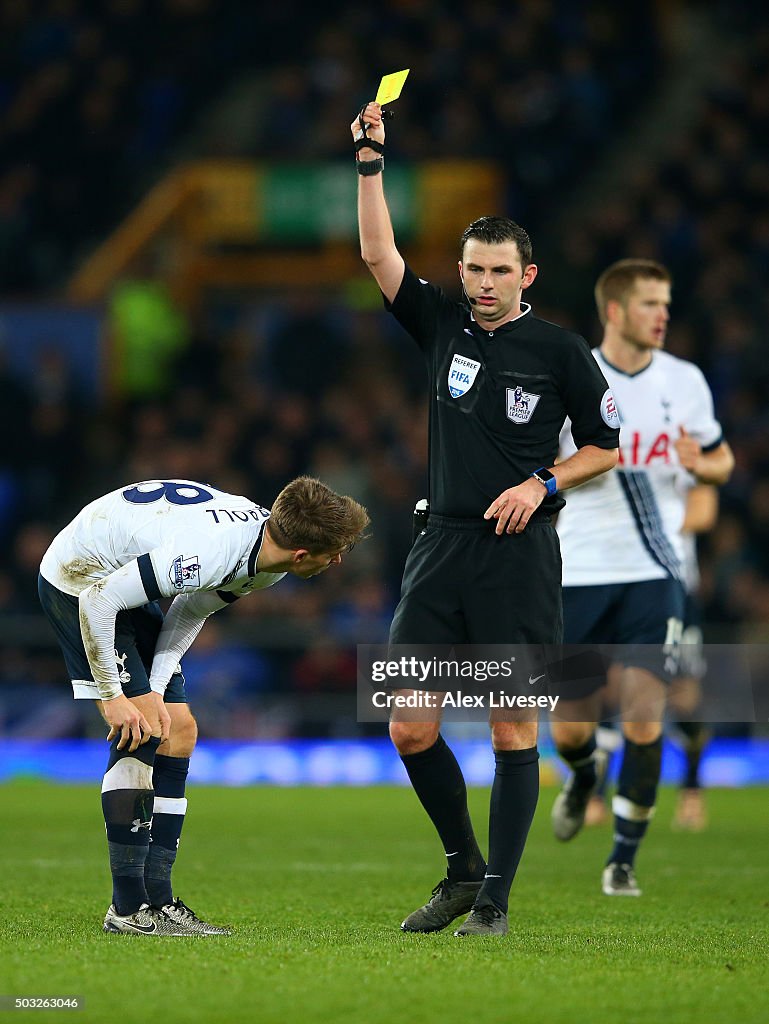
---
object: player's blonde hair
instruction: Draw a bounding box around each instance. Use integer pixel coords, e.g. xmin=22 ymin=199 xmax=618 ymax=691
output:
xmin=267 ymin=476 xmax=370 ymax=555
xmin=594 ymin=259 xmax=671 ymax=326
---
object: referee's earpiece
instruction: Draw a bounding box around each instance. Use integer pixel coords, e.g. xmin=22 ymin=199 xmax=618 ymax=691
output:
xmin=459 ymin=271 xmax=477 ymax=306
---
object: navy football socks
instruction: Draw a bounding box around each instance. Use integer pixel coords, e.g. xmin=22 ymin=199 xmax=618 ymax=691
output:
xmin=101 ymin=735 xmax=161 ymax=915
xmin=559 ymin=734 xmax=598 ymax=790
xmin=145 ymin=755 xmax=190 ymax=909
xmin=675 ymin=721 xmax=707 ymax=789
xmin=608 ymin=736 xmax=662 ymax=867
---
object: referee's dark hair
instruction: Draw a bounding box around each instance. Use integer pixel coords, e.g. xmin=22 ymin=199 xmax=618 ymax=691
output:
xmin=460 ymin=216 xmax=533 ymax=267
xmin=268 ymin=476 xmax=370 ymax=555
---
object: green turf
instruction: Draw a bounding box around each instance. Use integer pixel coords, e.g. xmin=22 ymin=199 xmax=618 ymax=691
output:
xmin=0 ymin=781 xmax=767 ymax=1024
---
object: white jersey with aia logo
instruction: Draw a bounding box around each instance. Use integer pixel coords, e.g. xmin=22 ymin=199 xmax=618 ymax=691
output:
xmin=557 ymin=349 xmax=722 ymax=585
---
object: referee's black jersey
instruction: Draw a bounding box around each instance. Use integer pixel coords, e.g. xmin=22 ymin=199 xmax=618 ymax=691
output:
xmin=386 ymin=265 xmax=620 ymax=518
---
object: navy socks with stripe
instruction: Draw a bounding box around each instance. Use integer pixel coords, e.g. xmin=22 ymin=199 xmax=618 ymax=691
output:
xmin=101 ymin=735 xmax=161 ymax=915
xmin=145 ymin=755 xmax=190 ymax=908
xmin=608 ymin=736 xmax=662 ymax=867
xmin=559 ymin=734 xmax=599 ymax=790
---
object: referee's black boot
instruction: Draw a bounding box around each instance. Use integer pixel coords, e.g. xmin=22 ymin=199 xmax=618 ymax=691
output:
xmin=454 ymin=903 xmax=509 ymax=937
xmin=401 ymin=878 xmax=482 ymax=933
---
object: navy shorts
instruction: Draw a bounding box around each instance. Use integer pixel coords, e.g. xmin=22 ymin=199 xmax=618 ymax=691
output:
xmin=562 ymin=577 xmax=686 ymax=682
xmin=38 ymin=574 xmax=187 ymax=702
xmin=390 ymin=514 xmax=562 ymax=644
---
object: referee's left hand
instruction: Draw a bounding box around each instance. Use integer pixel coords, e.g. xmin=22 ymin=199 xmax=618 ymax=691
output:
xmin=484 ymin=480 xmax=546 ymax=535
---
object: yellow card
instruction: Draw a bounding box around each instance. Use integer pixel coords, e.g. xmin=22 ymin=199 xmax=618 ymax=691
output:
xmin=375 ymin=69 xmax=410 ymax=106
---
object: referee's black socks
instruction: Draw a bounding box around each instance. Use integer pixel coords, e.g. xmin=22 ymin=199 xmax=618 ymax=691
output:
xmin=399 ymin=734 xmax=486 ymax=883
xmin=477 ymin=746 xmax=540 ymax=914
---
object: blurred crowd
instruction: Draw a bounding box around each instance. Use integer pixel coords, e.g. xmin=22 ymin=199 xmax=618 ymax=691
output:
xmin=0 ymin=0 xmax=259 ymax=290
xmin=253 ymin=0 xmax=659 ymax=230
xmin=1 ymin=0 xmax=660 ymax=292
xmin=1 ymin=2 xmax=767 ymax=738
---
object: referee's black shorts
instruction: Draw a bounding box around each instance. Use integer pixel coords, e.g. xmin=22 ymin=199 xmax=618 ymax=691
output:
xmin=389 ymin=514 xmax=562 ymax=645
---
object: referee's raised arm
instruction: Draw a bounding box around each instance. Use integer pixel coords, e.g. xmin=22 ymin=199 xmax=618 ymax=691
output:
xmin=351 ymin=101 xmax=405 ymax=303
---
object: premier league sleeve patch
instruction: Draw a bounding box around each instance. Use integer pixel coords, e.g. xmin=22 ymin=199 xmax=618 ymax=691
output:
xmin=448 ymin=353 xmax=482 ymax=398
xmin=169 ymin=554 xmax=202 ymax=591
xmin=506 ymin=386 xmax=541 ymax=424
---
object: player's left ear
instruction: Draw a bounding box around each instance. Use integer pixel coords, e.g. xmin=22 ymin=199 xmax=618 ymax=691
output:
xmin=292 ymin=549 xmax=310 ymax=565
xmin=521 ymin=264 xmax=538 ymax=290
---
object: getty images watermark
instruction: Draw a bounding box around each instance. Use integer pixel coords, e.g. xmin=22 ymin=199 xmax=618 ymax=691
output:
xmin=368 ymin=654 xmax=557 ymax=712
xmin=357 ymin=645 xmax=557 ymax=723
xmin=356 ymin=643 xmax=769 ymax=723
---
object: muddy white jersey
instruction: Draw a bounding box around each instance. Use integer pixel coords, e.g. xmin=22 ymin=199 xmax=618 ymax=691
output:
xmin=40 ymin=479 xmax=286 ymax=599
xmin=557 ymin=349 xmax=722 ymax=585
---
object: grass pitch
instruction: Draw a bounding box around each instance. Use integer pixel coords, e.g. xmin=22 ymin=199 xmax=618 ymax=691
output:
xmin=1 ymin=781 xmax=767 ymax=1024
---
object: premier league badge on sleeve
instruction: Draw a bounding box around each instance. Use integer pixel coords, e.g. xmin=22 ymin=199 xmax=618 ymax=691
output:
xmin=506 ymin=385 xmax=541 ymax=424
xmin=169 ymin=554 xmax=201 ymax=590
xmin=448 ymin=354 xmax=482 ymax=398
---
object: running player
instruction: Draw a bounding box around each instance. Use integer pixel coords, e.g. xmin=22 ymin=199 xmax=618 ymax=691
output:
xmin=550 ymin=259 xmax=733 ymax=895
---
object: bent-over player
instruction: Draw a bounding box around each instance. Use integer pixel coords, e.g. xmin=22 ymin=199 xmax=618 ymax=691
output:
xmin=39 ymin=476 xmax=369 ymax=935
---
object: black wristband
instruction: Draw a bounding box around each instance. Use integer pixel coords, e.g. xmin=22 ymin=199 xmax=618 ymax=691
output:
xmin=356 ymin=157 xmax=384 ymax=176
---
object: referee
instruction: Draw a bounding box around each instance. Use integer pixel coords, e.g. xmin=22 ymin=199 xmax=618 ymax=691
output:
xmin=352 ymin=101 xmax=619 ymax=936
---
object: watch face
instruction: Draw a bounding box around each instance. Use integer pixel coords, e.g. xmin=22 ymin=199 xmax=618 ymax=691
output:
xmin=533 ymin=469 xmax=555 ymax=494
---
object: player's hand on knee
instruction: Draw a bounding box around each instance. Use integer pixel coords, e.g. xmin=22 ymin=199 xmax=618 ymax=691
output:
xmin=104 ymin=694 xmax=153 ymax=752
xmin=153 ymin=692 xmax=172 ymax=743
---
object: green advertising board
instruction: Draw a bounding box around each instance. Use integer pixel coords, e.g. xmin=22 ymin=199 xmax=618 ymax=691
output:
xmin=259 ymin=164 xmax=417 ymax=242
